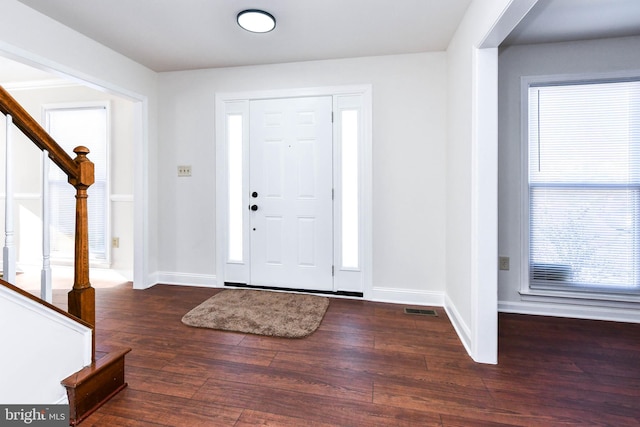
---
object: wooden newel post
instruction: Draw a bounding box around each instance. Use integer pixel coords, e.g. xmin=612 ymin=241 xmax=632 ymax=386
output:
xmin=67 ymin=146 xmax=95 ymax=331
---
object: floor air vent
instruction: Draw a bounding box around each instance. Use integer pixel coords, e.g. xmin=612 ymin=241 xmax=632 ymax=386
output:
xmin=404 ymin=308 xmax=438 ymax=316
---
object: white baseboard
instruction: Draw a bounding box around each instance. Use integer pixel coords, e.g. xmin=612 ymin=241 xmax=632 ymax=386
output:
xmin=444 ymin=294 xmax=472 ymax=357
xmin=54 ymin=392 xmax=69 ymax=405
xmin=370 ymin=286 xmax=444 ymax=306
xmin=499 ymin=300 xmax=640 ymax=323
xmin=141 ymin=277 xmax=448 ymax=306
xmin=133 ymin=272 xmax=156 ymax=290
xmin=152 ymin=271 xmax=218 ymax=288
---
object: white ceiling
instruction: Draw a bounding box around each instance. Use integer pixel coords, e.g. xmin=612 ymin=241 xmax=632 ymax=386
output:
xmin=3 ymin=0 xmax=640 ymax=82
xmin=14 ymin=0 xmax=474 ymax=72
xmin=504 ymin=0 xmax=640 ymax=45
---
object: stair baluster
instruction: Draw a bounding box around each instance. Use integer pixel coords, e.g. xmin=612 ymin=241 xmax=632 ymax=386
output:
xmin=3 ymin=114 xmax=16 ymax=284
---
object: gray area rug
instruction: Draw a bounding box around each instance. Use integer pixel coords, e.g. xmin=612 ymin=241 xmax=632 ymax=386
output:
xmin=181 ymin=289 xmax=330 ymax=338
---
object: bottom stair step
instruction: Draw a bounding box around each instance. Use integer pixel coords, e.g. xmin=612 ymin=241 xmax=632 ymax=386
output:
xmin=62 ymin=348 xmax=131 ymax=426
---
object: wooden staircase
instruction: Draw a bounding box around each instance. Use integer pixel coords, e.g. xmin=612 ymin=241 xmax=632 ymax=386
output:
xmin=0 ymin=85 xmax=130 ymax=425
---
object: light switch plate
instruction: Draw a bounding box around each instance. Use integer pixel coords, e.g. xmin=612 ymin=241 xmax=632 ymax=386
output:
xmin=178 ymin=165 xmax=192 ymax=177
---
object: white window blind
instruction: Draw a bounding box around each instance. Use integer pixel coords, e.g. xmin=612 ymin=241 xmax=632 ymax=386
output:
xmin=528 ymin=79 xmax=640 ymax=292
xmin=46 ymin=106 xmax=109 ymax=263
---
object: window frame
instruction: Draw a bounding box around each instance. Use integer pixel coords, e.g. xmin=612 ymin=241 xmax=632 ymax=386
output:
xmin=520 ymin=71 xmax=640 ymax=302
xmin=43 ymin=101 xmax=111 ymax=268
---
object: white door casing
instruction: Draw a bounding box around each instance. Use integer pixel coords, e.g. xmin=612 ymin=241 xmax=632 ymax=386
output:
xmin=249 ymin=97 xmax=334 ymax=291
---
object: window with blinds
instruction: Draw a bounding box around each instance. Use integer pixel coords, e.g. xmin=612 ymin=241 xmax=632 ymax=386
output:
xmin=527 ymin=78 xmax=640 ymax=293
xmin=45 ymin=105 xmax=109 ymax=264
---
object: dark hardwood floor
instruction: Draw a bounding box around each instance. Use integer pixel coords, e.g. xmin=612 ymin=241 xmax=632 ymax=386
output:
xmin=50 ymin=284 xmax=640 ymax=426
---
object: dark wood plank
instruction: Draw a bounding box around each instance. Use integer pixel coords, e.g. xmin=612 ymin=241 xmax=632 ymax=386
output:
xmin=50 ymin=284 xmax=640 ymax=427
xmin=193 ymin=376 xmax=443 ymax=426
xmin=234 ymin=409 xmax=339 ymax=427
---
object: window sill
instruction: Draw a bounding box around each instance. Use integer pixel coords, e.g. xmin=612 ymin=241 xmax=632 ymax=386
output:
xmin=51 ymin=259 xmax=111 ymax=270
xmin=520 ymin=288 xmax=640 ymax=308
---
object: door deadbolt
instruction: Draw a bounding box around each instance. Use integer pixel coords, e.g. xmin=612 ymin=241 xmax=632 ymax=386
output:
xmin=251 ymin=191 xmax=258 ymax=198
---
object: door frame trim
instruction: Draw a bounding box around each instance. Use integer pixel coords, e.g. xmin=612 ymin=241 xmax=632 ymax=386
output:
xmin=215 ymin=85 xmax=372 ymax=298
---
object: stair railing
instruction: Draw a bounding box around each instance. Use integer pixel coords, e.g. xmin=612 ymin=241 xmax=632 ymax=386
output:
xmin=0 ymin=85 xmax=96 ymax=358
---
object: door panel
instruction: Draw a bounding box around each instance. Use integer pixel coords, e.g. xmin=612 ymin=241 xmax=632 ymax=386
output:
xmin=249 ymin=97 xmax=333 ymax=291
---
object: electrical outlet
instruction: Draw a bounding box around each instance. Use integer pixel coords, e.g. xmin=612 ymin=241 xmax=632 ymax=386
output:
xmin=112 ymin=237 xmax=120 ymax=248
xmin=499 ymin=256 xmax=510 ymax=271
xmin=177 ymin=165 xmax=192 ymax=177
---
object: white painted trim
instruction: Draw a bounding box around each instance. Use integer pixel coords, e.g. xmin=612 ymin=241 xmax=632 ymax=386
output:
xmin=216 ymin=85 xmax=373 ymax=103
xmin=519 ymin=75 xmax=532 ymax=296
xmin=1 ymin=190 xmax=123 ymax=207
xmin=371 ymin=286 xmax=444 ymax=306
xmin=521 ymin=69 xmax=640 ymax=88
xmin=469 ymin=47 xmax=499 ymax=364
xmin=147 ymin=270 xmax=160 ymax=287
xmin=152 ymin=272 xmax=444 ymax=306
xmin=4 ymin=114 xmax=16 ymax=285
xmin=42 ymin=101 xmax=112 ymax=266
xmin=1 ymin=79 xmax=80 ymax=91
xmin=41 ymin=150 xmax=51 ymax=302
xmin=0 ymin=42 xmax=147 ymax=101
xmin=215 ymin=100 xmax=249 ymax=284
xmin=110 ymin=194 xmax=134 ymax=202
xmin=333 ymin=94 xmax=368 ymax=293
xmin=154 ymin=271 xmax=218 ymax=288
xmin=444 ymin=293 xmax=472 ymax=356
xmin=479 ymin=0 xmax=539 ymax=49
xmin=520 ymin=289 xmax=640 ymax=305
xmin=0 ymin=192 xmax=41 ymax=200
xmin=215 ymin=84 xmax=373 ymax=297
xmin=499 ymin=300 xmax=640 ymax=323
xmin=360 ymin=87 xmax=373 ymax=300
xmin=54 ymin=395 xmax=69 ymax=405
xmin=133 ymin=99 xmax=149 ymax=289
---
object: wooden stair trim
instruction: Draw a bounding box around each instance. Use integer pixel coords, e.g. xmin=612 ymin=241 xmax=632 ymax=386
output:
xmin=62 ymin=348 xmax=131 ymax=426
xmin=0 ymin=85 xmax=78 ymax=176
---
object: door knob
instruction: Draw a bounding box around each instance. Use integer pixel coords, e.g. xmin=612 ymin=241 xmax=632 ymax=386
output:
xmin=250 ymin=204 xmax=259 ymax=211
xmin=252 ymin=191 xmax=258 ymax=198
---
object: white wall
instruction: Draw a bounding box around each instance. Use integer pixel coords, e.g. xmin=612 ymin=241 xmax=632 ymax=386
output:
xmin=0 ymin=285 xmax=92 ymax=404
xmin=498 ymin=35 xmax=640 ymax=322
xmin=156 ymin=53 xmax=448 ymax=302
xmin=0 ymin=0 xmax=158 ymax=287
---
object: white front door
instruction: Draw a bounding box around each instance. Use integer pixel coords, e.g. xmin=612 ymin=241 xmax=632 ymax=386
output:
xmin=249 ymin=96 xmax=333 ymax=291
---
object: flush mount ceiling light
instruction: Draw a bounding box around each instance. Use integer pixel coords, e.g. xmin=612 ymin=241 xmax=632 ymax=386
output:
xmin=237 ymin=9 xmax=276 ymax=33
